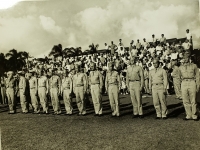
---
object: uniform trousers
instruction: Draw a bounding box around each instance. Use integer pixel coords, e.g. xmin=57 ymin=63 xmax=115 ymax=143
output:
xmin=181 ymin=80 xmax=197 ymax=119
xmin=91 ymin=84 xmax=102 ymax=115
xmin=74 ymin=86 xmax=86 ymax=115
xmin=152 ymin=84 xmax=168 ymax=117
xmin=38 ymin=87 xmax=48 ymax=113
xmin=63 ymin=88 xmax=73 ymax=114
xmin=50 ymin=88 xmax=61 ymax=113
xmin=129 ymin=81 xmax=143 ymax=115
xmin=6 ymin=88 xmax=15 ymax=113
xmin=30 ymin=88 xmax=39 ymax=112
xmin=19 ymin=89 xmax=28 ymax=113
xmin=108 ymin=85 xmax=120 ymax=116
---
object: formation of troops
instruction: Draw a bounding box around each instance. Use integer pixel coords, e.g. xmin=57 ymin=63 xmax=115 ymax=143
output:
xmin=1 ymin=30 xmax=200 ymax=121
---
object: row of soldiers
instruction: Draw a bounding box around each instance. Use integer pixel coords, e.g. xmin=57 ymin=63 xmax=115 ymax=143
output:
xmin=4 ymin=55 xmax=200 ymax=120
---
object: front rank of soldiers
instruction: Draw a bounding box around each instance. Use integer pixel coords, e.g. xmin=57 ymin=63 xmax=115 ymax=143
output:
xmin=3 ymin=60 xmax=200 ymax=121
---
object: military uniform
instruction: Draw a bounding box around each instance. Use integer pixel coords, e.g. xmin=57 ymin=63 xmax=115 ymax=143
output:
xmin=49 ymin=75 xmax=62 ymax=114
xmin=126 ymin=65 xmax=144 ymax=116
xmin=38 ymin=75 xmax=49 ymax=113
xmin=18 ymin=72 xmax=28 ymax=113
xmin=105 ymin=70 xmax=121 ymax=116
xmin=61 ymin=76 xmax=73 ymax=114
xmin=179 ymin=62 xmax=199 ymax=120
xmin=89 ymin=70 xmax=103 ymax=115
xmin=149 ymin=68 xmax=168 ymax=118
xmin=171 ymin=66 xmax=182 ymax=99
xmin=5 ymin=72 xmax=16 ymax=113
xmin=73 ymin=72 xmax=87 ymax=115
xmin=29 ymin=73 xmax=39 ymax=113
xmin=0 ymin=76 xmax=7 ymax=104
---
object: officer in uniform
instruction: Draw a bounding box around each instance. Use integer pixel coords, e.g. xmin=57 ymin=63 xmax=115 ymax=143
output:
xmin=105 ymin=62 xmax=121 ymax=117
xmin=149 ymin=59 xmax=168 ymax=119
xmin=89 ymin=62 xmax=103 ymax=116
xmin=171 ymin=60 xmax=182 ymax=100
xmin=179 ymin=56 xmax=199 ymax=121
xmin=38 ymin=69 xmax=49 ymax=114
xmin=61 ymin=70 xmax=73 ymax=115
xmin=49 ymin=68 xmax=62 ymax=115
xmin=73 ymin=65 xmax=87 ymax=116
xmin=126 ymin=57 xmax=144 ymax=118
xmin=5 ymin=71 xmax=17 ymax=114
xmin=18 ymin=71 xmax=28 ymax=113
xmin=29 ymin=70 xmax=39 ymax=114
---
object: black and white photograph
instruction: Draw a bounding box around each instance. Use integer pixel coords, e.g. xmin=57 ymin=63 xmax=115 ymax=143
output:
xmin=0 ymin=0 xmax=200 ymax=149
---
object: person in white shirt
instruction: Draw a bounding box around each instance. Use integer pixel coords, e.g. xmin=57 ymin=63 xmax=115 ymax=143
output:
xmin=186 ymin=29 xmax=192 ymax=43
xmin=182 ymin=39 xmax=191 ymax=50
xmin=142 ymin=38 xmax=149 ymax=49
xmin=160 ymin=34 xmax=166 ymax=44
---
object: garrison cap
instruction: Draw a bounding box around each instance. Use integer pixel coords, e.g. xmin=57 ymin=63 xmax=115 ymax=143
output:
xmin=18 ymin=71 xmax=25 ymax=75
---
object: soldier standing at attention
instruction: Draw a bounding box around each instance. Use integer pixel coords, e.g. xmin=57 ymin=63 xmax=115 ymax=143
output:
xmin=5 ymin=71 xmax=17 ymax=114
xmin=179 ymin=56 xmax=199 ymax=121
xmin=126 ymin=57 xmax=144 ymax=118
xmin=89 ymin=62 xmax=103 ymax=116
xmin=149 ymin=59 xmax=168 ymax=119
xmin=29 ymin=70 xmax=39 ymax=114
xmin=73 ymin=65 xmax=87 ymax=116
xmin=38 ymin=69 xmax=49 ymax=114
xmin=18 ymin=71 xmax=28 ymax=113
xmin=49 ymin=68 xmax=62 ymax=115
xmin=61 ymin=70 xmax=73 ymax=115
xmin=171 ymin=60 xmax=182 ymax=100
xmin=105 ymin=63 xmax=121 ymax=117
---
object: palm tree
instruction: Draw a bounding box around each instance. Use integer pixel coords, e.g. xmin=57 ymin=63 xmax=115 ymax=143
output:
xmin=49 ymin=44 xmax=63 ymax=58
xmin=89 ymin=43 xmax=99 ymax=54
xmin=5 ymin=49 xmax=26 ymax=72
xmin=63 ymin=47 xmax=82 ymax=57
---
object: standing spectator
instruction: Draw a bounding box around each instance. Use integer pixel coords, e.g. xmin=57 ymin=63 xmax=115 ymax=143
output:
xmin=0 ymin=75 xmax=7 ymax=104
xmin=186 ymin=29 xmax=192 ymax=44
xmin=110 ymin=41 xmax=118 ymax=55
xmin=160 ymin=34 xmax=166 ymax=44
xmin=136 ymin=39 xmax=141 ymax=50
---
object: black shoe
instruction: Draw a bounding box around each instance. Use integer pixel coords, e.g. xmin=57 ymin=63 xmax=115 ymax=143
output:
xmin=139 ymin=115 xmax=144 ymax=119
xmin=155 ymin=117 xmax=161 ymax=120
xmin=183 ymin=118 xmax=190 ymax=121
xmin=98 ymin=114 xmax=103 ymax=117
xmin=132 ymin=115 xmax=139 ymax=118
xmin=94 ymin=114 xmax=99 ymax=117
xmin=162 ymin=117 xmax=168 ymax=120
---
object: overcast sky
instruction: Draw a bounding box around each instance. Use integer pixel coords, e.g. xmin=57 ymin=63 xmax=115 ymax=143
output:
xmin=0 ymin=0 xmax=199 ymax=57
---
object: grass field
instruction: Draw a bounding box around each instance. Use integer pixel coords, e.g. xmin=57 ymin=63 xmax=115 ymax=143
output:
xmin=0 ymin=94 xmax=200 ymax=150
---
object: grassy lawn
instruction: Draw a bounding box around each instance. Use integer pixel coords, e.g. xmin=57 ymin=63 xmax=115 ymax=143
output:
xmin=0 ymin=94 xmax=200 ymax=150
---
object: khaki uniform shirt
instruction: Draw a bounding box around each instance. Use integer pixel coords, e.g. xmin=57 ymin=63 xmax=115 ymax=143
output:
xmin=105 ymin=70 xmax=121 ymax=91
xmin=38 ymin=76 xmax=48 ymax=88
xmin=149 ymin=68 xmax=168 ymax=89
xmin=126 ymin=65 xmax=144 ymax=87
xmin=49 ymin=75 xmax=61 ymax=89
xmin=29 ymin=76 xmax=38 ymax=90
xmin=62 ymin=77 xmax=72 ymax=92
xmin=89 ymin=70 xmax=103 ymax=88
xmin=179 ymin=63 xmax=199 ymax=84
xmin=73 ymin=72 xmax=87 ymax=91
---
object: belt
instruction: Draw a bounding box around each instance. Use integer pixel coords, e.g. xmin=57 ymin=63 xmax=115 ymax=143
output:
xmin=129 ymin=80 xmax=139 ymax=82
xmin=153 ymin=83 xmax=163 ymax=85
xmin=39 ymin=86 xmax=45 ymax=87
xmin=6 ymin=87 xmax=14 ymax=89
xmin=76 ymin=84 xmax=84 ymax=87
xmin=109 ymin=83 xmax=118 ymax=85
xmin=30 ymin=87 xmax=36 ymax=89
xmin=182 ymin=78 xmax=194 ymax=81
xmin=91 ymin=83 xmax=100 ymax=85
